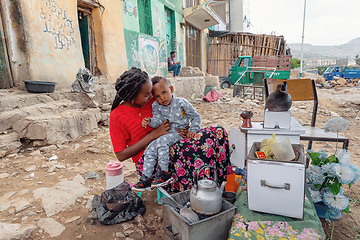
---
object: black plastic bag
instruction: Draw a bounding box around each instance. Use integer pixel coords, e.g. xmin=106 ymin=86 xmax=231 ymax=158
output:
xmin=92 ymin=182 xmax=146 ymax=225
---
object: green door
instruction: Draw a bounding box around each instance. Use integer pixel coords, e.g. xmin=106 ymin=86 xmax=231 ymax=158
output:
xmin=0 ymin=28 xmax=11 ymax=89
xmin=165 ymin=7 xmax=175 ymax=55
xmin=78 ymin=11 xmax=90 ymax=70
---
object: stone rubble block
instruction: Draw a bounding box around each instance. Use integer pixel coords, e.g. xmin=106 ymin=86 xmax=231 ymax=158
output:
xmin=0 ymin=93 xmax=54 ymax=112
xmin=0 ymin=100 xmax=81 ymax=132
xmin=204 ymin=76 xmax=220 ymax=89
xmin=17 ymin=108 xmax=106 ymax=145
xmin=37 ymin=218 xmax=65 ymax=238
xmin=168 ymin=77 xmax=206 ymax=100
xmin=0 ymin=222 xmax=37 ymax=240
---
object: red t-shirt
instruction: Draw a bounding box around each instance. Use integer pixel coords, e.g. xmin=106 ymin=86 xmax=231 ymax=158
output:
xmin=109 ymin=98 xmax=155 ymax=165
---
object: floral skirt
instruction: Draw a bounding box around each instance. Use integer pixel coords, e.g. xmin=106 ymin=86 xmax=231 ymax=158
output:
xmin=137 ymin=125 xmax=232 ymax=192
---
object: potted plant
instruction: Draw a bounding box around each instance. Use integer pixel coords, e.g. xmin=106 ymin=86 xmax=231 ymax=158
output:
xmin=306 ymin=118 xmax=359 ymax=220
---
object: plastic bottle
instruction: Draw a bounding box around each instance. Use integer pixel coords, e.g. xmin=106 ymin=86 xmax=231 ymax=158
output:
xmin=105 ymin=161 xmax=124 ymax=189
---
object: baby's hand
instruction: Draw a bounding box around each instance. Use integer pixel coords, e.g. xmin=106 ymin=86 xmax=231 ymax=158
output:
xmin=186 ymin=131 xmax=196 ymax=139
xmin=142 ymin=117 xmax=151 ymax=128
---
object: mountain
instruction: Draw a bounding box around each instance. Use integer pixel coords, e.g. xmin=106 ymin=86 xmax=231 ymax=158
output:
xmin=287 ymin=38 xmax=360 ymax=63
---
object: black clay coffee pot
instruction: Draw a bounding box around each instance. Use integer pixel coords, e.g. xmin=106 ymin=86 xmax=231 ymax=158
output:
xmin=265 ymin=81 xmax=292 ymax=111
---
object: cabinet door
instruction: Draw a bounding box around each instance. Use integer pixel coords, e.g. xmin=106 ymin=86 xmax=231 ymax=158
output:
xmin=230 ymin=128 xmax=246 ymax=168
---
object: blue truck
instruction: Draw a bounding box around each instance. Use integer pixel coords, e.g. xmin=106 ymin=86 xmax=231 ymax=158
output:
xmin=323 ymin=66 xmax=360 ymax=80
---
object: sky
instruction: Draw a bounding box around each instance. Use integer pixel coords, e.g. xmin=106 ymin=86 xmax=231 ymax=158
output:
xmin=248 ymin=0 xmax=359 ymax=46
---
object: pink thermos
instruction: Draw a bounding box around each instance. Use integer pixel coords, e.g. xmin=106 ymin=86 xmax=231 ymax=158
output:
xmin=105 ymin=162 xmax=124 ymax=189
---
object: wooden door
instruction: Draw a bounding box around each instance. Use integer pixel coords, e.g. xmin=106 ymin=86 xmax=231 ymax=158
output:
xmin=185 ymin=25 xmax=201 ymax=69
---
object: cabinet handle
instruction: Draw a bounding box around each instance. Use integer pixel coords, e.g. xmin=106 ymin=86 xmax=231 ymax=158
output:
xmin=261 ymin=180 xmax=290 ymax=190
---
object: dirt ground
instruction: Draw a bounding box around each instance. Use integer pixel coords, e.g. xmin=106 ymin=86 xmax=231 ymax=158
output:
xmin=0 ymin=85 xmax=359 ymax=240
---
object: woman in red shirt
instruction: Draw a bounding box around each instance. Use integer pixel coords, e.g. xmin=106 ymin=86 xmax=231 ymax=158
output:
xmin=110 ymin=67 xmax=232 ymax=192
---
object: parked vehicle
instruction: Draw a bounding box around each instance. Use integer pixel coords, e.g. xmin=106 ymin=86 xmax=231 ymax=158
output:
xmin=323 ymin=66 xmax=360 ymax=80
xmin=220 ymin=55 xmax=292 ymax=89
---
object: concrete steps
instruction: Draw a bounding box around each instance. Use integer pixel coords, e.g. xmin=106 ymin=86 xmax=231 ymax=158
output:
xmin=0 ymin=76 xmax=114 ymax=157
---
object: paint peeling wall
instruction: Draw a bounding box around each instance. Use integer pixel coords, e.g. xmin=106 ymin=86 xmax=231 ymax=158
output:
xmin=0 ymin=0 xmax=127 ymax=88
xmin=121 ymin=0 xmax=183 ymax=78
xmin=92 ymin=0 xmax=128 ymax=82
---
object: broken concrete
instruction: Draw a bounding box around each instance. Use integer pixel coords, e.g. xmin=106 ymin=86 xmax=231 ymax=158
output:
xmin=0 ymin=222 xmax=36 ymax=240
xmin=37 ymin=218 xmax=65 ymax=238
xmin=33 ymin=175 xmax=88 ymax=216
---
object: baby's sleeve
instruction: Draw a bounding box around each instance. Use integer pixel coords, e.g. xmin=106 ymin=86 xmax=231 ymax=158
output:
xmin=148 ymin=102 xmax=163 ymax=128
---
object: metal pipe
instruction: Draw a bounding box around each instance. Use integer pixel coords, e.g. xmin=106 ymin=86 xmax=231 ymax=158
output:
xmin=300 ymin=0 xmax=307 ymax=78
xmin=228 ymin=0 xmax=231 ymax=31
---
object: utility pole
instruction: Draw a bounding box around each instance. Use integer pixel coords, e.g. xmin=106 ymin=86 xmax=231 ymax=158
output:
xmin=300 ymin=0 xmax=307 ymax=78
xmin=228 ymin=0 xmax=231 ymax=31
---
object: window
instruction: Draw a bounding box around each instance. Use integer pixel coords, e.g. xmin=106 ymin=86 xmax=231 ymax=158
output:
xmin=137 ymin=0 xmax=152 ymax=35
xmin=239 ymin=58 xmax=249 ymax=67
xmin=185 ymin=0 xmax=199 ymax=8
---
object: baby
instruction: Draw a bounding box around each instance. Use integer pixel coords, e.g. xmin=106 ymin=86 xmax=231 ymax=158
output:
xmin=132 ymin=76 xmax=201 ymax=191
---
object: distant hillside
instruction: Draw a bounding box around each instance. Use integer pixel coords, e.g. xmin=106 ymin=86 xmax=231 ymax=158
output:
xmin=288 ymin=38 xmax=360 ymax=63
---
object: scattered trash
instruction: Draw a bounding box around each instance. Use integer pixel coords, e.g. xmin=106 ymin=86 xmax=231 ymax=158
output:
xmin=29 ymin=172 xmax=35 ymax=178
xmin=203 ymin=89 xmax=222 ymax=102
xmin=86 ymin=172 xmax=100 ymax=180
xmin=47 ymin=155 xmax=58 ymax=162
xmin=92 ymin=182 xmax=146 ymax=225
xmin=71 ymin=67 xmax=94 ymax=93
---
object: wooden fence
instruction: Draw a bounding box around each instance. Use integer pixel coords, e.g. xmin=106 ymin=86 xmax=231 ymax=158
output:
xmin=207 ymin=32 xmax=288 ymax=77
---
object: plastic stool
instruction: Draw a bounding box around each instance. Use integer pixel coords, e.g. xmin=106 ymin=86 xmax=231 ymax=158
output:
xmin=157 ymin=188 xmax=166 ymax=204
xmin=136 ymin=188 xmax=165 ymax=204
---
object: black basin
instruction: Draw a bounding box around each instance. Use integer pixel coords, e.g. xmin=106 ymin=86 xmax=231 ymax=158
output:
xmin=24 ymin=80 xmax=57 ymax=93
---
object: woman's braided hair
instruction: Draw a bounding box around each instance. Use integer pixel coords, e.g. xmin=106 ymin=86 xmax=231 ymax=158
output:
xmin=111 ymin=67 xmax=150 ymax=111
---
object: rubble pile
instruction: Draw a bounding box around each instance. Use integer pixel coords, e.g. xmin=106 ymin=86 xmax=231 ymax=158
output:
xmin=315 ymin=77 xmax=359 ymax=89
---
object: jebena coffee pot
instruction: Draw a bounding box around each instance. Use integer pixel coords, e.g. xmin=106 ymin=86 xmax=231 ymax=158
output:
xmin=190 ymin=165 xmax=223 ymax=215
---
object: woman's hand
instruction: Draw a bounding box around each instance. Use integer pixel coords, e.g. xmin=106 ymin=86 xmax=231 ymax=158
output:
xmin=150 ymin=120 xmax=170 ymax=140
xmin=186 ymin=131 xmax=196 ymax=139
xmin=177 ymin=126 xmax=189 ymax=138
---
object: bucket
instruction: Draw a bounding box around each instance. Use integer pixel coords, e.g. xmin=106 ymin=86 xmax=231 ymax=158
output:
xmin=105 ymin=162 xmax=124 ymax=189
xmin=204 ymin=85 xmax=215 ymax=96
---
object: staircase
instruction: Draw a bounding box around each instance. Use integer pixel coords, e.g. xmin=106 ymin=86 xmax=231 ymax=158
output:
xmin=0 ymin=76 xmax=115 ymax=158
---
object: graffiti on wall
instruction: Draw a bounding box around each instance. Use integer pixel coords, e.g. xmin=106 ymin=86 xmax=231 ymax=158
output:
xmin=39 ymin=0 xmax=75 ymax=50
xmin=122 ymin=0 xmax=138 ymax=19
xmin=139 ymin=38 xmax=160 ymax=76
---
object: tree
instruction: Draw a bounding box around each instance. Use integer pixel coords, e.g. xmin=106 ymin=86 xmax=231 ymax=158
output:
xmin=291 ymin=58 xmax=305 ymax=69
xmin=316 ymin=66 xmax=327 ymax=75
xmin=355 ymin=54 xmax=360 ymax=66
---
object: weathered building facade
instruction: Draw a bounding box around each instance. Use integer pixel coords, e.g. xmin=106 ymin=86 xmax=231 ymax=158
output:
xmin=121 ymin=0 xmax=183 ymax=78
xmin=0 ymin=0 xmax=128 ymax=88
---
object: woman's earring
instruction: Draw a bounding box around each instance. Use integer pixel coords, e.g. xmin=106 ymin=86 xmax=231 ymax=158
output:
xmin=131 ymin=100 xmax=134 ymax=104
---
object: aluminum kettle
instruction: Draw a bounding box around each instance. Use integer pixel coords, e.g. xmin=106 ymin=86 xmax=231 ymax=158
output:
xmin=190 ymin=165 xmax=222 ymax=215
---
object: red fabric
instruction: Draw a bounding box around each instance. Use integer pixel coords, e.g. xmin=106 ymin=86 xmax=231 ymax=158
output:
xmin=109 ymin=98 xmax=155 ymax=165
xmin=203 ymin=89 xmax=222 ymax=102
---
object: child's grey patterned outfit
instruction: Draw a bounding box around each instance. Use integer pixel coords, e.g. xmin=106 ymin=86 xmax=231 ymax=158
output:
xmin=142 ymin=97 xmax=201 ymax=178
